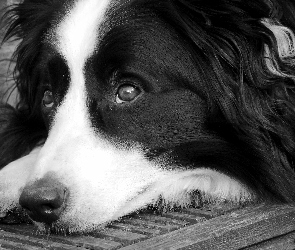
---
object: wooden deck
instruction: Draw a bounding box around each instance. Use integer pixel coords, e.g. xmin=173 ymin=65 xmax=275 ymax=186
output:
xmin=0 ymin=203 xmax=295 ymax=250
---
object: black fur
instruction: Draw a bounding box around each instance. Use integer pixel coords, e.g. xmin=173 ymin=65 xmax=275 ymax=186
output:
xmin=1 ymin=0 xmax=295 ymax=205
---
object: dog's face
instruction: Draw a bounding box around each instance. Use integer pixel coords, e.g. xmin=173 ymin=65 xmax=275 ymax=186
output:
xmin=1 ymin=0 xmax=295 ymax=233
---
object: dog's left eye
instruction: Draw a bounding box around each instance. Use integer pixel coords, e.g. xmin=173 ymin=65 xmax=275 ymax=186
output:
xmin=115 ymin=84 xmax=141 ymax=103
xmin=42 ymin=90 xmax=54 ymax=108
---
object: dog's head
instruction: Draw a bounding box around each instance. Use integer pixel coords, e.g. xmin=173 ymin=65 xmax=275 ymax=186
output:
xmin=1 ymin=0 xmax=295 ymax=233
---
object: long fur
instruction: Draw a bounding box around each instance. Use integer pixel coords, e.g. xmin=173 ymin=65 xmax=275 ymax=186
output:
xmin=1 ymin=0 xmax=295 ymax=232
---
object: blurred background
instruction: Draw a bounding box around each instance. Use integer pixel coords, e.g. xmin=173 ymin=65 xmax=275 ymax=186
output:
xmin=0 ymin=0 xmax=20 ymax=106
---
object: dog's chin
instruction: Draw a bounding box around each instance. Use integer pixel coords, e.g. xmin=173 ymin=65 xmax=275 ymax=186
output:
xmin=30 ymin=169 xmax=253 ymax=234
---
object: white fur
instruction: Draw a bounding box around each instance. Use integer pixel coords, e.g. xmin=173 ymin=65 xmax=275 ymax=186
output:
xmin=262 ymin=18 xmax=295 ymax=77
xmin=0 ymin=148 xmax=41 ymax=213
xmin=56 ymin=0 xmax=111 ymax=63
xmin=0 ymin=0 xmax=252 ymax=232
xmin=262 ymin=19 xmax=295 ymax=58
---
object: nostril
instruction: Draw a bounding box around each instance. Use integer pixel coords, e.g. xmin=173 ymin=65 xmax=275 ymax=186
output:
xmin=19 ymin=181 xmax=67 ymax=225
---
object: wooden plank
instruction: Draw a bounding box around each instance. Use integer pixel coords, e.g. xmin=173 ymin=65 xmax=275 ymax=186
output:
xmin=0 ymin=226 xmax=123 ymax=250
xmin=58 ymin=235 xmax=123 ymax=250
xmin=0 ymin=230 xmax=82 ymax=250
xmin=0 ymin=204 xmax=294 ymax=249
xmin=0 ymin=204 xmax=239 ymax=249
xmin=245 ymin=231 xmax=295 ymax=250
xmin=121 ymin=204 xmax=295 ymax=250
xmin=93 ymin=228 xmax=147 ymax=242
xmin=0 ymin=240 xmax=42 ymax=250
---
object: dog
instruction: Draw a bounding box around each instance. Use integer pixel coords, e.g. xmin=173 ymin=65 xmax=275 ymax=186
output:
xmin=0 ymin=0 xmax=295 ymax=233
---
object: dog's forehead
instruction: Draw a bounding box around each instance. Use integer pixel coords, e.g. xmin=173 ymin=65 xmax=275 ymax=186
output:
xmin=52 ymin=0 xmax=116 ymax=66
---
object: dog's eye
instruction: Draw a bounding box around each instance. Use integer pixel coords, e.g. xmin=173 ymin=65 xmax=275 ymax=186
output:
xmin=115 ymin=84 xmax=141 ymax=103
xmin=42 ymin=90 xmax=54 ymax=108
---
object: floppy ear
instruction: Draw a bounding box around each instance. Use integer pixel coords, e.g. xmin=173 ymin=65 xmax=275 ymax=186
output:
xmin=0 ymin=1 xmax=51 ymax=169
xmin=2 ymin=0 xmax=54 ymax=111
xmin=164 ymin=0 xmax=295 ymax=201
xmin=167 ymin=0 xmax=295 ymax=124
xmin=3 ymin=0 xmax=68 ymax=105
xmin=3 ymin=0 xmax=64 ymax=41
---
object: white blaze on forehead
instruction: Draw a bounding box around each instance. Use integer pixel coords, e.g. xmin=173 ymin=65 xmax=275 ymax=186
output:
xmin=54 ymin=0 xmax=112 ymax=130
xmin=57 ymin=0 xmax=112 ymax=65
xmin=46 ymin=0 xmax=113 ymax=141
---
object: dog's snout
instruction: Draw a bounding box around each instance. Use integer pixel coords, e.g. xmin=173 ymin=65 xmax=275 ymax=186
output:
xmin=19 ymin=178 xmax=67 ymax=225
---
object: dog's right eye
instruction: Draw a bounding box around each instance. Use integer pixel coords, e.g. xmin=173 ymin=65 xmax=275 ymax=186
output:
xmin=42 ymin=90 xmax=54 ymax=108
xmin=115 ymin=84 xmax=142 ymax=104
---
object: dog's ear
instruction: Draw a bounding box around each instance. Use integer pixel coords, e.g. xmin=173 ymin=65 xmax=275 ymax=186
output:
xmin=168 ymin=0 xmax=295 ymax=123
xmin=3 ymin=0 xmax=63 ymax=41
xmin=164 ymin=0 xmax=295 ymax=201
xmin=2 ymin=0 xmax=64 ymax=110
xmin=0 ymin=1 xmax=49 ymax=168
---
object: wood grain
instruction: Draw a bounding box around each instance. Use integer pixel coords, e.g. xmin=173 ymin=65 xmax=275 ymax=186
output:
xmin=121 ymin=204 xmax=295 ymax=250
xmin=246 ymin=231 xmax=295 ymax=250
xmin=0 ymin=204 xmax=295 ymax=249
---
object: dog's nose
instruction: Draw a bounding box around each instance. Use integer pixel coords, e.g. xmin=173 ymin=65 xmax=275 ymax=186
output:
xmin=19 ymin=178 xmax=67 ymax=225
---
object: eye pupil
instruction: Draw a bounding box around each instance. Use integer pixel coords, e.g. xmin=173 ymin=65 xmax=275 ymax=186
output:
xmin=116 ymin=85 xmax=141 ymax=103
xmin=42 ymin=90 xmax=54 ymax=108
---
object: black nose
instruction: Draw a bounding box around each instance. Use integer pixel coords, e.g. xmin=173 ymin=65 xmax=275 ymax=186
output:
xmin=19 ymin=177 xmax=67 ymax=225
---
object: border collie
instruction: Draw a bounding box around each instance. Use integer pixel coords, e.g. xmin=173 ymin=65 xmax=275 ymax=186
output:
xmin=1 ymin=0 xmax=295 ymax=233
